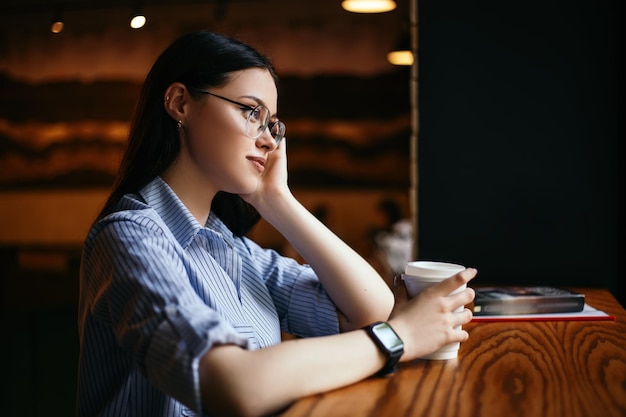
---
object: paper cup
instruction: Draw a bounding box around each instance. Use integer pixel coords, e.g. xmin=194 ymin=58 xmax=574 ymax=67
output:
xmin=402 ymin=261 xmax=466 ymax=360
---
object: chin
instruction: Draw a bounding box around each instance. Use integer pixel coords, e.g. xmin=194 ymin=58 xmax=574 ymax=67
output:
xmin=228 ymin=180 xmax=259 ymax=196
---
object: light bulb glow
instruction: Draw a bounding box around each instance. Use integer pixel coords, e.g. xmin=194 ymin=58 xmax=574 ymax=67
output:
xmin=387 ymin=50 xmax=414 ymax=66
xmin=51 ymin=20 xmax=64 ymax=34
xmin=130 ymin=14 xmax=146 ymax=29
xmin=341 ymin=0 xmax=396 ymax=13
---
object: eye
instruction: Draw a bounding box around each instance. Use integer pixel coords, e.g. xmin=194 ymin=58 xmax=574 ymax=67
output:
xmin=246 ymin=106 xmax=262 ymax=122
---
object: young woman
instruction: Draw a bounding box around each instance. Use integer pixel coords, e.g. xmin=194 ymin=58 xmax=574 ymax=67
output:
xmin=77 ymin=31 xmax=476 ymax=417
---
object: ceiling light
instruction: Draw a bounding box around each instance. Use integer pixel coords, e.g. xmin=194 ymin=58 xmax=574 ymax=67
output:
xmin=50 ymin=11 xmax=64 ymax=34
xmin=130 ymin=14 xmax=146 ymax=29
xmin=387 ymin=50 xmax=414 ymax=66
xmin=387 ymin=32 xmax=413 ymax=66
xmin=130 ymin=4 xmax=146 ymax=29
xmin=341 ymin=0 xmax=397 ymax=13
xmin=130 ymin=12 xmax=146 ymax=29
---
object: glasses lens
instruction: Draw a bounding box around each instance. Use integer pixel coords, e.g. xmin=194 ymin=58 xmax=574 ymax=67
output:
xmin=246 ymin=105 xmax=270 ymax=139
xmin=270 ymin=121 xmax=285 ymax=143
xmin=245 ymin=105 xmax=285 ymax=143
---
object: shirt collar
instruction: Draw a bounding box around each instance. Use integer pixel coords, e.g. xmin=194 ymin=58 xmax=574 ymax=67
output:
xmin=138 ymin=177 xmax=234 ymax=249
xmin=206 ymin=210 xmax=236 ymax=247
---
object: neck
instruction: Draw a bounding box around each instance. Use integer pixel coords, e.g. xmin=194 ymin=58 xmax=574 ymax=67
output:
xmin=161 ymin=155 xmax=217 ymax=225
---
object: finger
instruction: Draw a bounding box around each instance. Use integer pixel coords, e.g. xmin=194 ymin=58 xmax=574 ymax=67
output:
xmin=454 ymin=307 xmax=474 ymax=327
xmin=453 ymin=328 xmax=470 ymax=342
xmin=267 ymin=136 xmax=286 ymax=161
xmin=434 ymin=268 xmax=477 ymax=295
xmin=448 ymin=286 xmax=475 ymax=309
xmin=276 ymin=136 xmax=287 ymax=153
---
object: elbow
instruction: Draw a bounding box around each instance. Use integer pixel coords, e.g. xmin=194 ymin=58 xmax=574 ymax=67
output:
xmin=365 ymin=293 xmax=394 ymax=324
xmin=362 ymin=280 xmax=395 ymax=323
xmin=340 ymin=290 xmax=395 ymax=331
xmin=369 ymin=286 xmax=395 ymax=322
xmin=373 ymin=294 xmax=395 ymax=324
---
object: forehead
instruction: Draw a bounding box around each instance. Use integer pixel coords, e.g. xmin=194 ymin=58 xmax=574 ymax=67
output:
xmin=221 ymin=68 xmax=278 ymax=106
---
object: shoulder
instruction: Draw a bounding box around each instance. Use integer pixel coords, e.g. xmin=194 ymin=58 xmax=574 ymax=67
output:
xmin=86 ymin=195 xmax=169 ymax=247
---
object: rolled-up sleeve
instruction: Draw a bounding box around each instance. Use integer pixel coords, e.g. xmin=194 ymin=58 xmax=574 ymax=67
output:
xmin=284 ymin=266 xmax=341 ymax=337
xmin=82 ymin=214 xmax=249 ymax=413
xmin=145 ymin=302 xmax=248 ymax=411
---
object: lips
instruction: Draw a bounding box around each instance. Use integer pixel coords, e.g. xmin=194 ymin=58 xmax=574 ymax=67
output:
xmin=247 ymin=156 xmax=266 ymax=173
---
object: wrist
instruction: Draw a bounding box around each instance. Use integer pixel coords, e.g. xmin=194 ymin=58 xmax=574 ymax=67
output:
xmin=362 ymin=321 xmax=404 ymax=377
xmin=253 ymin=191 xmax=300 ymax=226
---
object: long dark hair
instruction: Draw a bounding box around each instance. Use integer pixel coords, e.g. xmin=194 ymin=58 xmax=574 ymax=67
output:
xmin=95 ymin=31 xmax=278 ymax=236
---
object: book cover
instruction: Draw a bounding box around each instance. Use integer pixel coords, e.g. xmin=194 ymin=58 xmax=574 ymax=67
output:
xmin=472 ymin=286 xmax=585 ymax=316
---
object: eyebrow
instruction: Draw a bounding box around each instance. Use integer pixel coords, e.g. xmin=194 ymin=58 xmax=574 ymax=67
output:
xmin=240 ymin=95 xmax=265 ymax=106
xmin=240 ymin=95 xmax=278 ymax=118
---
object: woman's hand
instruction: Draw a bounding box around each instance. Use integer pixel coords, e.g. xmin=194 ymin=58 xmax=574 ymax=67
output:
xmin=389 ymin=268 xmax=476 ymax=360
xmin=240 ymin=138 xmax=290 ymax=214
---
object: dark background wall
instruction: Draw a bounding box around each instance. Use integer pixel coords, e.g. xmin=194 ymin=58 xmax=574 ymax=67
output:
xmin=417 ymin=0 xmax=624 ymax=306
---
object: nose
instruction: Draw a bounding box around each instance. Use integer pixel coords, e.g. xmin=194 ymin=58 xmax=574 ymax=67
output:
xmin=256 ymin=127 xmax=278 ymax=151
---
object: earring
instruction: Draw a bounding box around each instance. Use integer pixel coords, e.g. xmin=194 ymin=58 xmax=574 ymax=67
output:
xmin=177 ymin=120 xmax=183 ymax=130
xmin=164 ymin=95 xmax=170 ymax=102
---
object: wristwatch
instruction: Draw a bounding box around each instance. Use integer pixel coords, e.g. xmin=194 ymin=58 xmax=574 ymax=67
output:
xmin=362 ymin=321 xmax=404 ymax=377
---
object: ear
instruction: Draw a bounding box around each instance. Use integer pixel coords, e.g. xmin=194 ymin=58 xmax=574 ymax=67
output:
xmin=163 ymin=82 xmax=188 ymax=123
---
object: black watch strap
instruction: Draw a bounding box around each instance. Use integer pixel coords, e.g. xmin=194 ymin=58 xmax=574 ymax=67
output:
xmin=363 ymin=321 xmax=404 ymax=377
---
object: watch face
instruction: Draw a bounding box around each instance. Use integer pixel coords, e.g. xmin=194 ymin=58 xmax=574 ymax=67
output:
xmin=373 ymin=323 xmax=404 ymax=352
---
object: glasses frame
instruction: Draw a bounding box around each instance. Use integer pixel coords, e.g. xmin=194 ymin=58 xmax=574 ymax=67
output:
xmin=195 ymin=90 xmax=285 ymax=144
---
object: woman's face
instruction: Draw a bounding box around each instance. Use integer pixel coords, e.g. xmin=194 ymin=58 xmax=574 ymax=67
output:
xmin=182 ymin=68 xmax=279 ymax=195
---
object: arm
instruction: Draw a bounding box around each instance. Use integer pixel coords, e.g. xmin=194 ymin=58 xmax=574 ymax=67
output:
xmin=199 ymin=330 xmax=383 ymax=417
xmin=262 ymin=193 xmax=394 ymax=330
xmin=241 ymin=139 xmax=394 ymax=330
xmin=198 ymin=269 xmax=477 ymax=417
xmin=223 ymin=140 xmax=474 ymax=416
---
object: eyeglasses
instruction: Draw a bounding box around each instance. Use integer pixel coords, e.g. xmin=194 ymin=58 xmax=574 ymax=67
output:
xmin=196 ymin=90 xmax=285 ymax=144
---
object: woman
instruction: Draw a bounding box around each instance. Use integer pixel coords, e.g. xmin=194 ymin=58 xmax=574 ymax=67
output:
xmin=77 ymin=31 xmax=476 ymax=417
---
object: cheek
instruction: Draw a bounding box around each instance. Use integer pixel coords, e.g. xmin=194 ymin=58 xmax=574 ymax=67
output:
xmin=185 ymin=106 xmax=240 ymax=156
xmin=184 ymin=118 xmax=253 ymax=186
xmin=186 ymin=122 xmax=229 ymax=170
xmin=182 ymin=106 xmax=259 ymax=191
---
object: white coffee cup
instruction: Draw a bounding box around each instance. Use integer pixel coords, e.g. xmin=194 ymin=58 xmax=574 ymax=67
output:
xmin=401 ymin=261 xmax=467 ymax=360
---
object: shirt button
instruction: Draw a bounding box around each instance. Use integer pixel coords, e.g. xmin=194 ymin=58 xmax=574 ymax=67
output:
xmin=165 ymin=305 xmax=178 ymax=316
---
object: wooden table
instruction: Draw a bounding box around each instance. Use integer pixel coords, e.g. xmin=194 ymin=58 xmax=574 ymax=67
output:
xmin=280 ymin=289 xmax=626 ymax=417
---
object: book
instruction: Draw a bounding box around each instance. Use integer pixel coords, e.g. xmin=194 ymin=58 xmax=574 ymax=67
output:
xmin=472 ymin=286 xmax=585 ymax=316
xmin=471 ymin=303 xmax=615 ymax=322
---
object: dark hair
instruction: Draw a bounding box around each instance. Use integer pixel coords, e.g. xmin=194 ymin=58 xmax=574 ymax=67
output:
xmin=95 ymin=31 xmax=278 ymax=236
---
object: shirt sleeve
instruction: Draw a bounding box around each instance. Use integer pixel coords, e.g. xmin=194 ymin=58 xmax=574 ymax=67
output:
xmin=239 ymin=237 xmax=340 ymax=338
xmin=82 ymin=213 xmax=249 ymax=413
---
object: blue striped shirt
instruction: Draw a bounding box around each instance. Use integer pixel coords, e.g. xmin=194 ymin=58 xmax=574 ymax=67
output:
xmin=77 ymin=177 xmax=339 ymax=417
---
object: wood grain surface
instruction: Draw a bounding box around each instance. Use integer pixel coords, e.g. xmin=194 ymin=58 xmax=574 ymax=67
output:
xmin=280 ymin=289 xmax=626 ymax=417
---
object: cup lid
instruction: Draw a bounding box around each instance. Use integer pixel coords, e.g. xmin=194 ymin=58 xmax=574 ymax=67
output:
xmin=405 ymin=261 xmax=465 ymax=278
